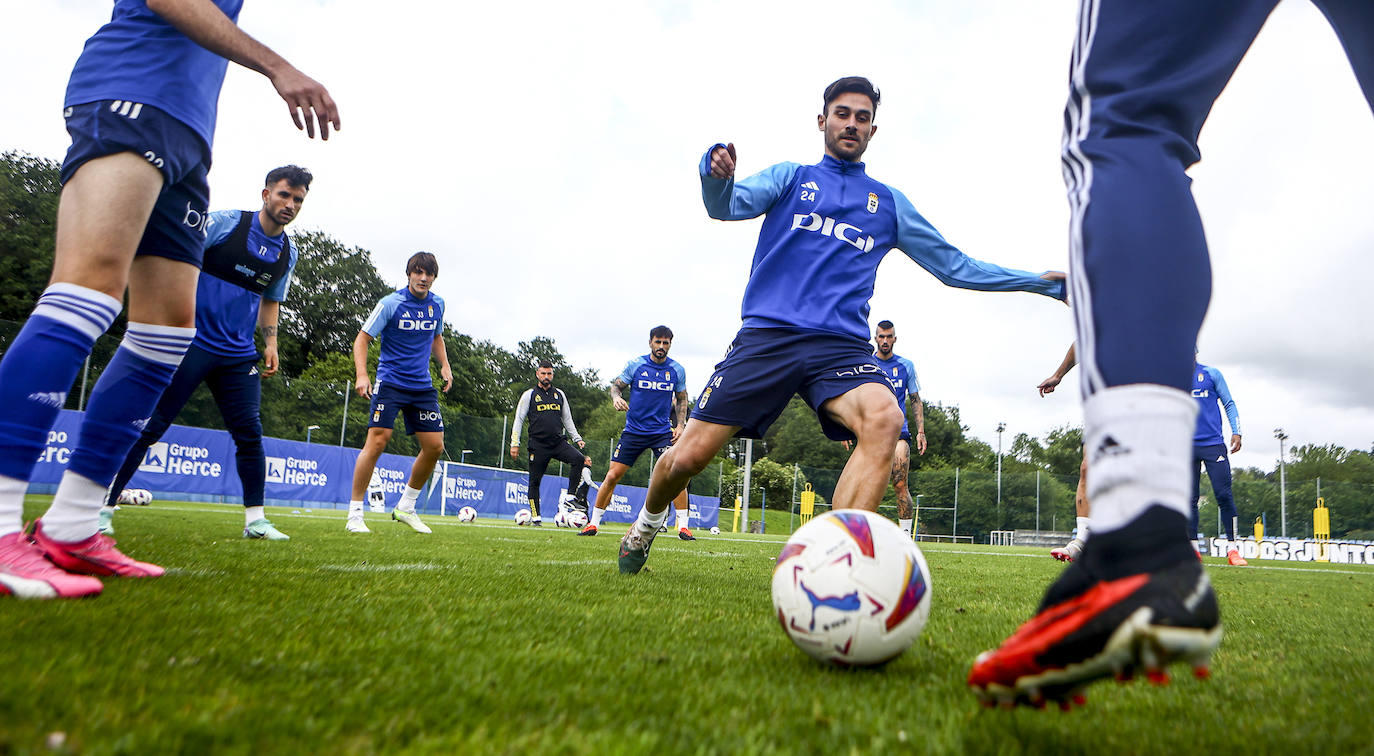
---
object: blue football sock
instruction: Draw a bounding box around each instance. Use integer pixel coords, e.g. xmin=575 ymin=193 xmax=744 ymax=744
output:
xmin=65 ymin=323 xmax=196 ymax=487
xmin=0 ymin=285 xmax=119 ymax=532
xmin=43 ymin=323 xmax=194 ymax=541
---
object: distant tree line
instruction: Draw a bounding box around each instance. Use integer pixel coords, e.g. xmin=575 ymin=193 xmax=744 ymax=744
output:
xmin=4 ymin=150 xmax=1372 ymax=537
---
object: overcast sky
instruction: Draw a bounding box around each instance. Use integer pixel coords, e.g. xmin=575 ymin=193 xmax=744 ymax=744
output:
xmin=3 ymin=0 xmax=1371 ymax=472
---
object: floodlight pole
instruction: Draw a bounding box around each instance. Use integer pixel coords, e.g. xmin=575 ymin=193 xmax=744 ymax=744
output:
xmin=742 ymin=439 xmax=754 ymax=533
xmin=306 ymin=424 xmax=320 ymax=444
xmin=339 ymin=381 xmax=350 ymax=446
xmin=996 ymin=423 xmax=1005 ymax=528
xmin=1275 ymin=428 xmax=1289 ymax=538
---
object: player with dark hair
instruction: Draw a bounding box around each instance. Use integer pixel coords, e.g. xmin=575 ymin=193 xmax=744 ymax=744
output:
xmin=868 ymin=319 xmax=925 ymax=536
xmin=970 ymin=0 xmax=1372 ymax=707
xmin=1190 ymin=358 xmax=1246 ymax=565
xmin=345 ymin=252 xmax=451 ymax=534
xmin=101 ymin=165 xmax=312 ymax=541
xmin=0 ymin=0 xmax=338 ymax=599
xmin=511 ymin=362 xmax=591 ymax=526
xmin=617 ymin=76 xmax=1065 ymax=573
xmin=579 ymin=326 xmax=690 ymax=538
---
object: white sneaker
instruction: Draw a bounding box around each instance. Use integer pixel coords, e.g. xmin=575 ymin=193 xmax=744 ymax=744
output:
xmin=345 ymin=516 xmax=371 ymax=533
xmin=392 ymin=508 xmax=432 ymax=534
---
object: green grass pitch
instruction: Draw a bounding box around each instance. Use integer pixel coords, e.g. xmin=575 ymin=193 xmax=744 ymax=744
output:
xmin=4 ymin=496 xmax=1372 ymax=754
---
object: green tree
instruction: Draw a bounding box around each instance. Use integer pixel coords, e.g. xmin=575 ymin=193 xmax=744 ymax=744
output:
xmin=0 ymin=151 xmax=60 ymax=322
xmin=764 ymin=397 xmax=850 ymax=469
xmin=278 ymin=230 xmax=391 ymax=375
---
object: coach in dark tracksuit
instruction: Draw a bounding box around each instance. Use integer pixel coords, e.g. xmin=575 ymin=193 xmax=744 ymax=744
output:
xmin=509 ymin=361 xmax=591 ymax=526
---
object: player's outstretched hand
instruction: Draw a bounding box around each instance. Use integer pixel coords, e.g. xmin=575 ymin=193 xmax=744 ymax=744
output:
xmin=1037 ymin=374 xmax=1062 ymax=397
xmin=1231 ymin=434 xmax=1242 ymax=454
xmin=1040 ymin=270 xmax=1069 ymax=303
xmin=355 ymin=376 xmax=371 ymax=399
xmin=272 ymin=65 xmax=341 ymax=140
xmin=440 ymin=366 xmax=453 ymax=393
xmin=576 ymin=440 xmax=586 ymax=450
xmin=612 ymin=397 xmax=630 ymax=412
xmin=710 ymin=143 xmax=737 ymax=180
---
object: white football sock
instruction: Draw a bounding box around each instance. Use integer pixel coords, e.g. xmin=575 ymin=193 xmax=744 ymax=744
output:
xmin=348 ymin=500 xmax=364 ymax=518
xmin=0 ymin=474 xmax=26 ymax=537
xmin=633 ymin=506 xmax=668 ymax=540
xmin=1076 ymin=516 xmax=1090 ymax=542
xmin=591 ymin=506 xmax=604 ymax=527
xmin=245 ymin=505 xmax=265 ymax=525
xmin=899 ymin=518 xmax=913 ymax=536
xmin=397 ymin=485 xmax=421 ymax=513
xmin=676 ymin=507 xmax=690 ymax=530
xmin=1083 ymin=385 xmax=1197 ymax=537
xmin=41 ymin=472 xmax=106 ymax=542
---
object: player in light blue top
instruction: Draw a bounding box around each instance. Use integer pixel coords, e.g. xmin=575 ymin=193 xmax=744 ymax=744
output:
xmin=1191 ymin=360 xmax=1245 ymax=565
xmin=618 ymin=77 xmax=1064 ymax=575
xmin=869 ymin=320 xmax=925 ymax=537
xmin=0 ymin=0 xmax=338 ymax=597
xmin=103 ymin=165 xmax=309 ymax=543
xmin=580 ymin=327 xmax=691 ymax=538
xmin=346 ymin=253 xmax=452 ymax=535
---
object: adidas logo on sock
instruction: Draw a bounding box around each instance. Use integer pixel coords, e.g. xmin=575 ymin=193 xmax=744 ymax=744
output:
xmin=26 ymin=391 xmax=67 ymax=408
xmin=1091 ymin=434 xmax=1130 ymax=463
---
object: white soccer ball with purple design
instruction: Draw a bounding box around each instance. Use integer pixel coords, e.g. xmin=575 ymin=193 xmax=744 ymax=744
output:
xmin=709 ymin=526 xmax=721 ymax=535
xmin=566 ymin=510 xmax=588 ymax=530
xmin=457 ymin=506 xmax=477 ymax=523
xmin=553 ymin=511 xmax=569 ymax=528
xmin=117 ymin=488 xmax=153 ymax=506
xmin=514 ymin=508 xmax=532 ymax=526
xmin=771 ymin=509 xmax=932 ymax=666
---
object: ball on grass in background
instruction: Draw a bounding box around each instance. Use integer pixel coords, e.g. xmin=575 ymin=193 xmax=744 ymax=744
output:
xmin=709 ymin=526 xmax=721 ymax=535
xmin=771 ymin=509 xmax=932 ymax=666
xmin=553 ymin=511 xmax=569 ymax=528
xmin=457 ymin=506 xmax=477 ymax=523
xmin=514 ymin=508 xmax=532 ymax=526
xmin=566 ymin=510 xmax=588 ymax=530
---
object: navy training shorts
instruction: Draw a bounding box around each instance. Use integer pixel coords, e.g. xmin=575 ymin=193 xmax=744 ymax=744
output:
xmin=692 ymin=328 xmax=893 ymax=441
xmin=369 ymin=382 xmax=444 ymax=435
xmin=61 ymin=100 xmax=212 ymax=268
xmin=611 ymin=430 xmax=674 ymax=467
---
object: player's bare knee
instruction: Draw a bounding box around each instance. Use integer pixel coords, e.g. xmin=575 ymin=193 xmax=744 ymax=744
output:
xmin=859 ymin=400 xmax=903 ymax=443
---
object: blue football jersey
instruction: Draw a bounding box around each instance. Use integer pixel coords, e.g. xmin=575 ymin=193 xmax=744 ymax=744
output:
xmin=193 ymin=210 xmax=295 ymax=358
xmin=1191 ymin=363 xmax=1240 ymax=445
xmin=874 ymin=352 xmax=920 ymax=404
xmin=617 ymin=355 xmax=687 ymax=436
xmin=362 ymin=288 xmax=445 ymax=391
xmin=700 ymin=149 xmax=1065 ymax=340
xmin=65 ymin=0 xmax=243 ymax=147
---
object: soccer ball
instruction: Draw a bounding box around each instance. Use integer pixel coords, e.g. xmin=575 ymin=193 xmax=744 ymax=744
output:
xmin=553 ymin=511 xmax=569 ymax=528
xmin=772 ymin=509 xmax=932 ymax=666
xmin=514 ymin=508 xmax=532 ymax=526
xmin=709 ymin=526 xmax=721 ymax=535
xmin=457 ymin=506 xmax=477 ymax=522
xmin=566 ymin=510 xmax=588 ymax=530
xmin=117 ymin=488 xmax=152 ymax=506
